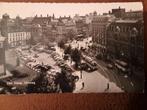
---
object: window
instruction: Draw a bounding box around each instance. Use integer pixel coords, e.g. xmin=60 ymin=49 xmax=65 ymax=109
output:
xmin=0 ymin=43 xmax=3 ymax=48
xmin=140 ymin=27 xmax=143 ymax=34
xmin=116 ymin=26 xmax=120 ymax=32
xmin=9 ymin=37 xmax=11 ymax=42
xmin=125 ymin=26 xmax=127 ymax=32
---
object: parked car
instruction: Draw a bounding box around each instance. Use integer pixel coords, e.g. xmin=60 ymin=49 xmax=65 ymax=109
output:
xmin=44 ymin=50 xmax=52 ymax=54
xmin=80 ymin=62 xmax=97 ymax=72
xmin=107 ymin=63 xmax=113 ymax=69
xmin=50 ymin=47 xmax=56 ymax=51
xmin=62 ymin=64 xmax=74 ymax=73
xmin=58 ymin=62 xmax=65 ymax=67
xmin=56 ymin=58 xmax=63 ymax=62
xmin=34 ymin=54 xmax=39 ymax=58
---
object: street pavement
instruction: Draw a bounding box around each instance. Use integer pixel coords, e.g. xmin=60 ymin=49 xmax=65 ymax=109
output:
xmin=73 ymin=71 xmax=122 ymax=93
xmin=69 ymin=37 xmax=144 ymax=92
xmin=55 ymin=43 xmax=123 ymax=93
xmin=3 ymin=39 xmax=142 ymax=93
xmin=66 ymin=37 xmax=92 ymax=49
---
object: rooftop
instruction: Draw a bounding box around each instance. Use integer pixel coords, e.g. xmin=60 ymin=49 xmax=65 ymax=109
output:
xmin=115 ymin=19 xmax=139 ymax=23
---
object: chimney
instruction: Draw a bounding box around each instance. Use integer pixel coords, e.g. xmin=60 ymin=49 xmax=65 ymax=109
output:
xmin=53 ymin=14 xmax=55 ymax=19
xmin=109 ymin=11 xmax=111 ymax=14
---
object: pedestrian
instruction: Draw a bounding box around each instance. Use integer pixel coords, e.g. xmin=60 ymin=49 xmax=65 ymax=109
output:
xmin=82 ymin=82 xmax=84 ymax=88
xmin=105 ymin=83 xmax=110 ymax=92
xmin=105 ymin=83 xmax=109 ymax=92
xmin=107 ymin=83 xmax=109 ymax=90
xmin=81 ymin=82 xmax=85 ymax=90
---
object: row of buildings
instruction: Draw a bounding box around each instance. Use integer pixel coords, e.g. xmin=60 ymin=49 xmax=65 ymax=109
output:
xmin=90 ymin=7 xmax=144 ymax=78
xmin=0 ymin=10 xmax=95 ymax=76
xmin=0 ymin=14 xmax=31 ymax=48
xmin=0 ymin=11 xmax=98 ymax=48
xmin=0 ymin=7 xmax=144 ymax=77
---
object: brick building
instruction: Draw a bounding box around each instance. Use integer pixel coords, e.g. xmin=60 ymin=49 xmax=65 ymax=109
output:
xmin=111 ymin=6 xmax=126 ymax=18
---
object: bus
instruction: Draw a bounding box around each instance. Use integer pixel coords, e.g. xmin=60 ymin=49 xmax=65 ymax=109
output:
xmin=114 ymin=60 xmax=130 ymax=74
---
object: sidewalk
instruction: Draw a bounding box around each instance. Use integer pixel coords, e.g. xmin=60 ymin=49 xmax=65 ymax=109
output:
xmin=73 ymin=71 xmax=123 ymax=93
xmin=95 ymin=59 xmax=144 ymax=92
xmin=55 ymin=44 xmax=123 ymax=93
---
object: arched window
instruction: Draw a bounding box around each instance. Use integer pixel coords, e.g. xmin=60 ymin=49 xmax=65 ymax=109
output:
xmin=131 ymin=27 xmax=138 ymax=36
xmin=130 ymin=27 xmax=138 ymax=44
xmin=116 ymin=26 xmax=120 ymax=32
xmin=140 ymin=27 xmax=143 ymax=34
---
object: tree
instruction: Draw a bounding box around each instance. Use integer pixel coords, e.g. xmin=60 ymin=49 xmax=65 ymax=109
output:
xmin=54 ymin=69 xmax=75 ymax=93
xmin=27 ymin=72 xmax=48 ymax=93
xmin=58 ymin=40 xmax=65 ymax=49
xmin=71 ymin=48 xmax=81 ymax=69
xmin=66 ymin=29 xmax=76 ymax=40
xmin=64 ymin=45 xmax=72 ymax=55
xmin=27 ymin=65 xmax=50 ymax=93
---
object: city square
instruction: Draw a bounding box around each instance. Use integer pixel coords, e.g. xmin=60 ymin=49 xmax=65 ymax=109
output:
xmin=0 ymin=3 xmax=144 ymax=94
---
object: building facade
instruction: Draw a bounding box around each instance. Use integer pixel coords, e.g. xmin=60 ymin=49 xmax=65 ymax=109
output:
xmin=111 ymin=6 xmax=126 ymax=18
xmin=0 ymin=14 xmax=31 ymax=48
xmin=106 ymin=19 xmax=144 ymax=76
xmin=75 ymin=19 xmax=89 ymax=38
xmin=32 ymin=15 xmax=52 ymax=25
xmin=123 ymin=10 xmax=143 ymax=20
xmin=7 ymin=32 xmax=31 ymax=47
xmin=91 ymin=15 xmax=115 ymax=59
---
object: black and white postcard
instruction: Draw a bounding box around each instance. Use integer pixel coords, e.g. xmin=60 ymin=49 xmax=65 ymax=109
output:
xmin=0 ymin=2 xmax=144 ymax=94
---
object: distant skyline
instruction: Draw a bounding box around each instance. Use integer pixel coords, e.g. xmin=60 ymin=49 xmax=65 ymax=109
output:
xmin=0 ymin=2 xmax=143 ymax=19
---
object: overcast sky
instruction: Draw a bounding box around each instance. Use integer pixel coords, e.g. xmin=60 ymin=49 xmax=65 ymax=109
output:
xmin=0 ymin=2 xmax=143 ymax=19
